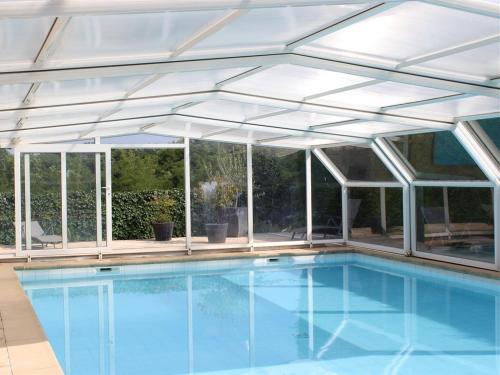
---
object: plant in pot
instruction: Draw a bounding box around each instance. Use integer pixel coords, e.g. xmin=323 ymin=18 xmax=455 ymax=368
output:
xmin=199 ymin=180 xmax=229 ymax=243
xmin=150 ymin=196 xmax=175 ymax=241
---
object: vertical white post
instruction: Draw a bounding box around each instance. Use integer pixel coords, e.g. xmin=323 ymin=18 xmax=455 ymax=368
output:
xmin=24 ymin=153 xmax=31 ymax=250
xmin=410 ymin=185 xmax=417 ymax=252
xmin=61 ymin=152 xmax=68 ymax=248
xmin=342 ymin=186 xmax=349 ymax=241
xmin=96 ymin=153 xmax=103 ymax=247
xmin=306 ymin=149 xmax=312 ymax=246
xmin=380 ymin=187 xmax=386 ymax=233
xmin=14 ymin=150 xmax=22 ymax=254
xmin=443 ymin=187 xmax=450 ymax=237
xmin=105 ymin=149 xmax=112 ymax=249
xmin=403 ymin=185 xmax=411 ymax=253
xmin=184 ymin=138 xmax=192 ymax=254
xmin=307 ymin=267 xmax=314 ymax=357
xmin=247 ymin=144 xmax=254 ymax=250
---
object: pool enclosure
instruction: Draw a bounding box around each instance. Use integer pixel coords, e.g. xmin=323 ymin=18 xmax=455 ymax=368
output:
xmin=0 ymin=0 xmax=498 ymax=270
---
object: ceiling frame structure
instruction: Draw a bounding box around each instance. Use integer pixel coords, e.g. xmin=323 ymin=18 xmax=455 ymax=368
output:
xmin=0 ymin=0 xmax=498 ymax=148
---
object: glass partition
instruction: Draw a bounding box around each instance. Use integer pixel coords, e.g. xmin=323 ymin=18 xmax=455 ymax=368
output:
xmin=253 ymin=147 xmax=306 ymax=242
xmin=415 ymin=186 xmax=494 ymax=263
xmin=190 ymin=140 xmax=248 ymax=245
xmin=478 ymin=117 xmax=500 ymax=150
xmin=391 ymin=131 xmax=487 ymax=180
xmin=323 ymin=145 xmax=396 ymax=181
xmin=311 ymin=154 xmax=342 ymax=240
xmin=349 ymin=187 xmax=404 ymax=249
xmin=0 ymin=149 xmax=15 ymax=255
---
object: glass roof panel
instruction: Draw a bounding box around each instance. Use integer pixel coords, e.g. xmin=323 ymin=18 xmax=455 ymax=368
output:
xmin=129 ymin=68 xmax=251 ymax=98
xmin=310 ymin=2 xmax=499 ymax=62
xmin=178 ymin=100 xmax=280 ymax=122
xmin=388 ymin=96 xmax=500 ymax=120
xmin=34 ymin=75 xmax=151 ymax=105
xmin=323 ymin=145 xmax=396 ymax=182
xmin=193 ymin=4 xmax=366 ymax=50
xmin=52 ymin=10 xmax=226 ymax=61
xmin=101 ymin=133 xmax=180 ymax=144
xmin=389 ymin=131 xmax=487 ymax=180
xmin=225 ymin=64 xmax=372 ymax=100
xmin=478 ymin=117 xmax=500 ymax=150
xmin=253 ymin=111 xmax=353 ymax=129
xmin=0 ymin=17 xmax=55 ymax=65
xmin=322 ymin=122 xmax=418 ymax=136
xmin=0 ymin=84 xmax=31 ymax=107
xmin=414 ymin=43 xmax=500 ymax=80
xmin=311 ymin=81 xmax=457 ymax=109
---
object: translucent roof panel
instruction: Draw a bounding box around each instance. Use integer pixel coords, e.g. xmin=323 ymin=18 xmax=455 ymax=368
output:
xmin=321 ymin=121 xmax=418 ymax=136
xmin=51 ymin=11 xmax=227 ymax=63
xmin=192 ymin=4 xmax=366 ymax=51
xmin=178 ymin=100 xmax=280 ymax=122
xmin=323 ymin=146 xmax=396 ymax=182
xmin=310 ymin=2 xmax=500 ymax=63
xmin=0 ymin=84 xmax=31 ymax=107
xmin=387 ymin=96 xmax=500 ymax=121
xmin=129 ymin=68 xmax=251 ymax=98
xmin=311 ymin=81 xmax=457 ymax=109
xmin=101 ymin=133 xmax=180 ymax=144
xmin=253 ymin=111 xmax=353 ymax=130
xmin=413 ymin=42 xmax=500 ymax=80
xmin=34 ymin=75 xmax=150 ymax=105
xmin=225 ymin=64 xmax=372 ymax=101
xmin=0 ymin=17 xmax=55 ymax=67
xmin=389 ymin=131 xmax=487 ymax=180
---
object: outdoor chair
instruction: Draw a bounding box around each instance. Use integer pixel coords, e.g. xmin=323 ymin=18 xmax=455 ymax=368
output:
xmin=21 ymin=221 xmax=63 ymax=248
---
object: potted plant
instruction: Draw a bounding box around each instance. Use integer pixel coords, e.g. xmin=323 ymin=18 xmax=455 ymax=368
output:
xmin=199 ymin=180 xmax=228 ymax=243
xmin=150 ymin=196 xmax=175 ymax=241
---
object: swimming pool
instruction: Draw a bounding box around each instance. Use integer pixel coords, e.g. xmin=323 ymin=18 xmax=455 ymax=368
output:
xmin=18 ymin=254 xmax=499 ymax=375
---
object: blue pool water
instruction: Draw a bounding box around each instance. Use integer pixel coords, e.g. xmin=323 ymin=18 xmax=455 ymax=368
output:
xmin=18 ymin=254 xmax=499 ymax=375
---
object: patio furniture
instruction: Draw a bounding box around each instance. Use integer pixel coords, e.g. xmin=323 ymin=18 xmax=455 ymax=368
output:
xmin=21 ymin=221 xmax=63 ymax=248
xmin=291 ymin=199 xmax=361 ymax=239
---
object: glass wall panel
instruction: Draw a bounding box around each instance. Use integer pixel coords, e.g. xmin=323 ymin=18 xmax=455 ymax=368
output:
xmin=416 ymin=187 xmax=494 ymax=263
xmin=478 ymin=117 xmax=500 ymax=150
xmin=191 ymin=141 xmax=247 ymax=245
xmin=22 ymin=153 xmax=62 ymax=250
xmin=349 ymin=187 xmax=404 ymax=249
xmin=253 ymin=147 xmax=306 ymax=242
xmin=311 ymin=154 xmax=342 ymax=240
xmin=67 ymin=153 xmax=100 ymax=248
xmin=0 ymin=149 xmax=15 ymax=254
xmin=323 ymin=146 xmax=396 ymax=181
xmin=390 ymin=131 xmax=487 ymax=180
xmin=111 ymin=149 xmax=185 ymax=249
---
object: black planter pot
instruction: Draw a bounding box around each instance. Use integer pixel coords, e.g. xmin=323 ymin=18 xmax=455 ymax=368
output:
xmin=153 ymin=222 xmax=174 ymax=241
xmin=205 ymin=223 xmax=228 ymax=243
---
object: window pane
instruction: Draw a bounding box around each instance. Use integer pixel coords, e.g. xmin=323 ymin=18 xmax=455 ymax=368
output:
xmin=0 ymin=149 xmax=15 ymax=254
xmin=323 ymin=146 xmax=396 ymax=181
xmin=311 ymin=154 xmax=342 ymax=240
xmin=390 ymin=131 xmax=487 ymax=180
xmin=191 ymin=141 xmax=248 ymax=245
xmin=416 ymin=187 xmax=494 ymax=263
xmin=253 ymin=147 xmax=305 ymax=242
xmin=349 ymin=187 xmax=404 ymax=249
xmin=478 ymin=117 xmax=500 ymax=150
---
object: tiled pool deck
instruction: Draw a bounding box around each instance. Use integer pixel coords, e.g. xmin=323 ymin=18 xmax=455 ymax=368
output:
xmin=0 ymin=246 xmax=498 ymax=375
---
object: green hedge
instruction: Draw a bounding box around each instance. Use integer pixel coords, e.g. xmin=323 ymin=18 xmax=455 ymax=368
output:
xmin=0 ymin=189 xmax=185 ymax=245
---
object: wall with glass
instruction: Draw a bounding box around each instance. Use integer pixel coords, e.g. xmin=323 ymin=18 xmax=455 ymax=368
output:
xmin=191 ymin=140 xmax=247 ymax=245
xmin=253 ymin=147 xmax=306 ymax=242
xmin=323 ymin=145 xmax=396 ymax=181
xmin=349 ymin=187 xmax=404 ymax=249
xmin=0 ymin=149 xmax=15 ymax=252
xmin=391 ymin=131 xmax=487 ymax=180
xmin=478 ymin=117 xmax=500 ymax=151
xmin=415 ymin=186 xmax=494 ymax=263
xmin=311 ymin=154 xmax=342 ymax=240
